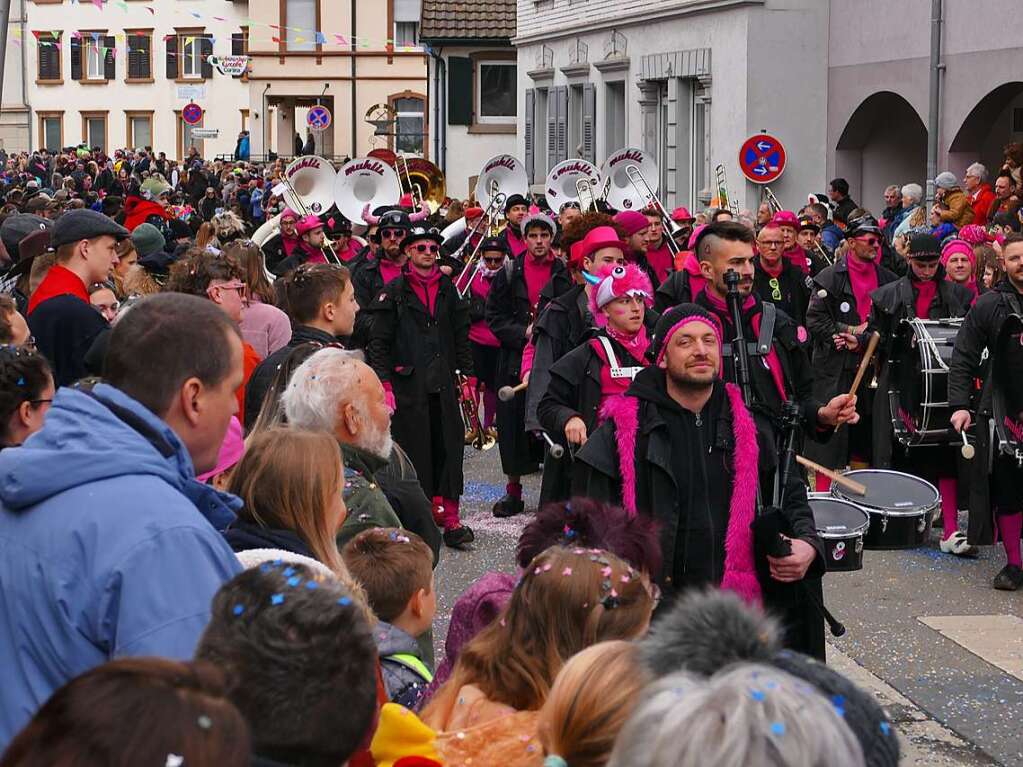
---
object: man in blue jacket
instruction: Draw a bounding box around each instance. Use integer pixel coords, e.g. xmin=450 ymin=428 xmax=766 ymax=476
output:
xmin=0 ymin=293 xmax=244 ymax=745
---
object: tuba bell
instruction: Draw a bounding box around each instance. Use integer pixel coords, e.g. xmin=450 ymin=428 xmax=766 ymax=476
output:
xmin=545 ymin=158 xmax=601 ymax=214
xmin=334 ymin=157 xmax=403 ymax=225
xmin=476 ymin=154 xmax=528 ymax=212
xmin=601 ymin=147 xmax=659 ymax=212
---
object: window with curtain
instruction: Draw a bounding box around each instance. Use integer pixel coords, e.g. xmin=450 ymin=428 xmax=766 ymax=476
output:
xmin=477 ymin=61 xmax=516 ymax=122
xmin=393 ymin=96 xmax=425 ymax=155
xmin=286 ymin=0 xmax=317 ymax=51
xmin=181 ymin=36 xmax=201 ymax=78
xmin=85 ymin=37 xmax=104 ymax=80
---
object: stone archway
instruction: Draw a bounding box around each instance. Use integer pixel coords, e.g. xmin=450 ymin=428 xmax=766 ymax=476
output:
xmin=948 ymin=82 xmax=1023 ymax=180
xmin=835 ymin=91 xmax=927 ymax=212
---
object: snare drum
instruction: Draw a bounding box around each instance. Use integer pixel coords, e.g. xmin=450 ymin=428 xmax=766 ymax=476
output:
xmin=831 ymin=469 xmax=938 ymax=550
xmin=888 ymin=318 xmax=962 ymax=447
xmin=808 ymin=494 xmax=869 ymax=571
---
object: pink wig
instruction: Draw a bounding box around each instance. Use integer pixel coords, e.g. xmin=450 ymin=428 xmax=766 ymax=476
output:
xmin=588 ymin=263 xmax=654 ymax=327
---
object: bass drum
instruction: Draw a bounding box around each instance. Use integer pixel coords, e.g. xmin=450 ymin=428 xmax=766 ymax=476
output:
xmin=888 ymin=318 xmax=961 ymax=446
xmin=832 ymin=469 xmax=938 ymax=550
xmin=808 ymin=493 xmax=869 ymax=572
xmin=992 ymin=312 xmax=1023 ymax=464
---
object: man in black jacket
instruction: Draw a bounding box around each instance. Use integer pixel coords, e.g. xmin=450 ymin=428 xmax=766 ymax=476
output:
xmin=574 ymin=304 xmax=827 ymax=657
xmin=828 ymin=177 xmax=857 ymax=223
xmin=351 ymin=209 xmax=411 ymax=349
xmin=485 ymin=212 xmax=566 ymax=517
xmin=367 ymin=227 xmax=475 ymax=549
xmin=950 ymin=232 xmax=1023 ymax=589
xmin=804 ymin=215 xmax=898 ymax=479
xmin=753 ymin=222 xmax=811 ymax=328
xmin=244 ymin=263 xmax=358 ymax=429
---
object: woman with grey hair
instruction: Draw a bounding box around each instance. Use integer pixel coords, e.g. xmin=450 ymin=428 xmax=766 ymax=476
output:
xmin=607 ymin=664 xmax=866 ymax=767
xmin=893 ymin=183 xmax=924 ymax=238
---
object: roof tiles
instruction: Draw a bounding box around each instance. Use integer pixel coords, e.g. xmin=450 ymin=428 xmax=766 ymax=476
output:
xmin=420 ymin=0 xmax=517 ymax=42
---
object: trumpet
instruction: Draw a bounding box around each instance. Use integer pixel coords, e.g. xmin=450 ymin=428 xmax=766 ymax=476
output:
xmin=763 ymin=186 xmax=784 ymax=215
xmin=455 ymin=191 xmax=507 ymax=299
xmin=625 ymin=165 xmax=682 ymax=255
xmin=458 ymin=372 xmax=496 ymax=451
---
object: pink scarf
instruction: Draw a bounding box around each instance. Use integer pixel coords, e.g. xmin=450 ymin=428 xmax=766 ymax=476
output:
xmin=646 ymin=241 xmax=674 ymax=283
xmin=913 ymin=278 xmax=938 ymax=320
xmin=407 ymin=266 xmax=442 ymax=316
xmin=846 ymin=254 xmax=878 ymax=323
xmin=281 ymin=231 xmax=300 ymax=258
xmin=469 ymin=270 xmax=501 ymax=347
xmin=379 ymin=257 xmax=404 ymax=286
xmin=784 ymin=245 xmax=808 ymax=275
xmin=523 ymin=255 xmax=553 ymax=309
xmin=592 ymin=327 xmax=650 ymax=400
xmin=683 ymin=252 xmax=708 ymax=296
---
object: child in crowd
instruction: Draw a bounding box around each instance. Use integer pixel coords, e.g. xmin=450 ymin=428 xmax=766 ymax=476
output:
xmin=343 ymin=527 xmax=437 ymax=710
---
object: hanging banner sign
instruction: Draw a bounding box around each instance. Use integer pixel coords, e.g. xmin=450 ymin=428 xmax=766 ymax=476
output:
xmin=206 ymin=55 xmax=251 ymax=77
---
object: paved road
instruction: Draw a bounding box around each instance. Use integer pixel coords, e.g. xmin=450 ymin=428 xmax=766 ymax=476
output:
xmin=432 ymin=446 xmax=1023 ymax=765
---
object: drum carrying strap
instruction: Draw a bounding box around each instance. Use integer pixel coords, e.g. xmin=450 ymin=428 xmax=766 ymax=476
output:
xmin=596 ymin=335 xmax=644 ymax=380
xmin=722 ymin=302 xmax=776 ymax=358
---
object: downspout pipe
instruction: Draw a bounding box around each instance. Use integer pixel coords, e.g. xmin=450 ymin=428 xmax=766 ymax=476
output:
xmin=926 ymin=0 xmax=943 ymax=206
xmin=440 ymin=54 xmax=447 ymax=175
xmin=431 ymin=47 xmax=440 ymax=166
xmin=350 ymin=0 xmax=357 ymax=158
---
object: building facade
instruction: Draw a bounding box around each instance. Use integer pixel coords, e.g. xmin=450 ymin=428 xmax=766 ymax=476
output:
xmin=0 ymin=0 xmax=32 ymax=153
xmin=421 ymin=0 xmax=517 ymax=199
xmin=26 ymin=0 xmax=249 ymax=159
xmin=245 ymin=0 xmax=429 ymax=163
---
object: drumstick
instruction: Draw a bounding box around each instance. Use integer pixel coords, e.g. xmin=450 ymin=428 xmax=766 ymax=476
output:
xmin=795 ymin=455 xmax=867 ymax=496
xmin=498 ymin=381 xmax=528 ymax=402
xmin=835 ymin=331 xmax=881 ymax=432
xmin=960 ymin=429 xmax=975 ymax=460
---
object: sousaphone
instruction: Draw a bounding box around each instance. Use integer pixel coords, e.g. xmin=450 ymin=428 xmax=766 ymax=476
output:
xmin=281 ymin=155 xmax=337 ymax=215
xmin=545 ymin=159 xmax=601 ymax=213
xmin=601 ymin=147 xmax=659 ymax=211
xmin=477 ymin=154 xmax=527 ymax=211
xmin=334 ymin=157 xmax=402 ymax=225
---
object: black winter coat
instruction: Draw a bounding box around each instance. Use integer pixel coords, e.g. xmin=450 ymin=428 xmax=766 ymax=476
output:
xmin=949 ymin=280 xmax=1023 ymax=544
xmin=485 ymin=256 xmax=568 ymax=476
xmin=351 ymin=257 xmax=398 ymax=349
xmin=803 ymin=256 xmax=898 ymax=469
xmin=367 ymin=273 xmax=472 ymax=499
xmin=654 ymin=270 xmax=695 ymax=314
xmin=867 ymin=273 xmax=973 ymax=468
xmin=752 ymin=258 xmax=811 ymax=329
xmin=28 ymin=295 xmax=108 ymax=388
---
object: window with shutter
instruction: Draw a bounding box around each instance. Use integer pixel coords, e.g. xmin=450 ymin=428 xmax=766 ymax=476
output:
xmin=37 ymin=33 xmax=62 ymax=83
xmin=546 ymin=88 xmax=557 ymax=174
xmin=448 ymin=56 xmax=473 ymax=126
xmin=127 ymin=32 xmax=152 ymax=81
xmin=582 ymin=84 xmax=596 ymax=163
xmin=200 ymin=36 xmax=213 ymax=79
xmin=524 ymin=89 xmax=535 ymax=184
xmin=103 ymin=35 xmax=115 ymax=80
xmin=165 ymin=35 xmax=177 ymax=80
xmin=556 ymin=87 xmax=568 ymax=164
xmin=69 ymin=36 xmax=82 ymax=81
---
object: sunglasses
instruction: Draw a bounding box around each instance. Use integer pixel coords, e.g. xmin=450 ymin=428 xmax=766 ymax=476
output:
xmin=412 ymin=243 xmax=440 ymax=254
xmin=768 ymin=277 xmax=782 ymax=302
xmin=381 ymin=228 xmax=406 ymax=239
xmin=483 ymin=257 xmax=505 ymax=266
xmin=855 ymin=237 xmax=881 ymax=247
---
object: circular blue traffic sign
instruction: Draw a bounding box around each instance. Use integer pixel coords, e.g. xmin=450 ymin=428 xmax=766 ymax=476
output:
xmin=182 ymin=102 xmax=204 ymax=126
xmin=307 ymin=105 xmax=332 ymax=132
xmin=739 ymin=133 xmax=786 ymax=184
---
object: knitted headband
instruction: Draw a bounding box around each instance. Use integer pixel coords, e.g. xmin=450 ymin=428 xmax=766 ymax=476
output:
xmin=650 ymin=303 xmax=724 ymax=367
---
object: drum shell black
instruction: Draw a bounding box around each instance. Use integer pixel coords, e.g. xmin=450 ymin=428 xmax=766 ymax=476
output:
xmin=808 ymin=494 xmax=868 ymax=571
xmin=831 ymin=469 xmax=938 ymax=550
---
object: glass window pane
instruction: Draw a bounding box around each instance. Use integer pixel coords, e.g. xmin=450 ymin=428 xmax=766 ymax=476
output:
xmin=131 ymin=117 xmax=151 ymax=149
xmin=44 ymin=118 xmax=61 ymax=152
xmin=87 ymin=118 xmax=105 ymax=151
xmin=86 ymin=41 xmax=103 ymax=79
xmin=479 ymin=64 xmax=516 ymax=118
xmin=182 ymin=37 xmax=199 ymax=77
xmin=286 ymin=0 xmax=317 ymax=51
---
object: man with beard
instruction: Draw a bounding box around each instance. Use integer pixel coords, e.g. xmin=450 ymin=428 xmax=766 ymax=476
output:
xmin=950 ymin=233 xmax=1023 ymax=589
xmin=867 ymin=234 xmax=975 ymax=557
xmin=805 ymin=214 xmax=899 ymax=485
xmin=614 ymin=210 xmax=659 ymax=288
xmin=498 ymin=194 xmax=530 ymax=257
xmin=486 ymin=212 xmax=567 ymax=517
xmin=573 ymin=303 xmax=826 ymax=656
xmin=692 ymin=222 xmax=857 ymax=455
xmin=367 ymin=227 xmax=475 ymax=548
xmin=351 ymin=209 xmax=411 ymax=348
xmin=272 ymin=215 xmax=331 ymax=275
xmin=753 ymin=222 xmax=811 ymax=327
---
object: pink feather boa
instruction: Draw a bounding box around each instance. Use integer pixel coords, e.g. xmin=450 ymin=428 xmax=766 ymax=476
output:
xmin=598 ymin=382 xmax=762 ymax=605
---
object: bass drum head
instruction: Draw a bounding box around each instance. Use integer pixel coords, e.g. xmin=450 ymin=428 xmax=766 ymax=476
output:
xmin=832 ymin=469 xmax=939 ymax=515
xmin=808 ymin=494 xmax=870 ymax=537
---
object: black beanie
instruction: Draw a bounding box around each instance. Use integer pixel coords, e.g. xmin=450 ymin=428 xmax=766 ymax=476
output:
xmin=647 ymin=302 xmax=722 ymax=364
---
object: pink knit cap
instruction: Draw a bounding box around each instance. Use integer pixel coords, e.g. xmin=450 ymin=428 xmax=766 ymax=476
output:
xmin=614 ymin=210 xmax=651 ymax=236
xmin=197 ymin=416 xmax=245 ymax=483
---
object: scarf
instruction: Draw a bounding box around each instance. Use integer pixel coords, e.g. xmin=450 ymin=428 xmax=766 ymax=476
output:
xmin=379 ymin=257 xmax=404 ymax=286
xmin=407 ymin=265 xmax=442 ymax=316
xmin=759 ymin=256 xmax=784 ymax=278
xmin=783 ymin=245 xmax=809 ymax=275
xmin=846 ymin=254 xmax=878 ymax=323
xmin=682 ymin=251 xmax=708 ymax=296
xmin=913 ymin=277 xmax=938 ymax=320
xmin=646 ymin=240 xmax=674 ymax=283
xmin=592 ymin=327 xmax=651 ymax=400
xmin=28 ymin=264 xmax=88 ymax=315
xmin=280 ymin=230 xmax=300 ymax=258
xmin=523 ymin=255 xmax=553 ymax=309
xmin=469 ymin=269 xmax=501 ymax=347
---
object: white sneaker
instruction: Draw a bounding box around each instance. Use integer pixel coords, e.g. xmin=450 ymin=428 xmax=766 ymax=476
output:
xmin=940 ymin=531 xmax=980 ymax=558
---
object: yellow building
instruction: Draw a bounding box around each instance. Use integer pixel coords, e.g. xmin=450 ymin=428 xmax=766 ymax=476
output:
xmin=246 ymin=0 xmax=429 ymax=161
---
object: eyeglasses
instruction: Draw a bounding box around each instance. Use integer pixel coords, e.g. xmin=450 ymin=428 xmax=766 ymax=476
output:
xmin=483 ymin=257 xmax=505 ymax=266
xmin=213 ymin=281 xmax=245 ymax=294
xmin=381 ymin=228 xmax=406 ymax=239
xmin=768 ymin=277 xmax=782 ymax=302
xmin=759 ymin=240 xmax=784 ymax=249
xmin=855 ymin=236 xmax=881 ymax=247
xmin=28 ymin=398 xmax=52 ymax=407
xmin=412 ymin=243 xmax=440 ymax=254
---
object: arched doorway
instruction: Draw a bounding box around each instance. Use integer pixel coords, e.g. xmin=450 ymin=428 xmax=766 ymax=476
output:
xmin=948 ymin=82 xmax=1023 ymax=180
xmin=835 ymin=92 xmax=927 ymax=212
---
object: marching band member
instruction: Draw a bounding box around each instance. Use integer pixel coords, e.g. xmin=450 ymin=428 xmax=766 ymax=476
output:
xmin=573 ymin=303 xmax=827 ymax=657
xmin=466 ymin=237 xmax=510 ymax=442
xmin=260 ymin=207 xmax=300 ymax=273
xmin=805 ymin=215 xmax=898 ymax=485
xmin=351 ymin=209 xmax=412 ymax=348
xmin=443 ymin=206 xmax=485 ymax=259
xmin=753 ymin=222 xmax=812 ymax=327
xmin=486 ymin=212 xmax=567 ymax=518
xmin=498 ymin=194 xmax=531 ymax=257
xmin=642 ymin=208 xmax=675 ymax=284
xmin=271 ymin=214 xmax=329 ymax=276
xmin=867 ymin=233 xmax=976 ymax=557
xmin=367 ymin=226 xmax=475 ymax=549
xmin=558 ymin=200 xmax=582 ymax=230
xmin=950 ymin=232 xmax=1023 ymax=589
xmin=773 ymin=210 xmax=827 ymax=276
xmin=614 ymin=210 xmax=660 ymax=289
xmin=537 ymin=263 xmax=653 ymax=455
xmin=654 ymin=225 xmax=708 ymax=313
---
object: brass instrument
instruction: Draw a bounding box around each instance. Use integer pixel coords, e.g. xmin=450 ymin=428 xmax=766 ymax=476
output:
xmin=455 ymin=190 xmax=507 ymax=299
xmin=279 ymin=156 xmax=342 ymax=267
xmin=625 ymin=164 xmax=682 ymax=256
xmin=458 ymin=372 xmax=496 ymax=451
xmin=715 ymin=163 xmax=739 ymax=216
xmin=394 ymin=155 xmax=446 ymax=212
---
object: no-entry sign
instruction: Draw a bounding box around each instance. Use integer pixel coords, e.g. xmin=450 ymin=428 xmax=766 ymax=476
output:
xmin=739 ymin=133 xmax=786 ymax=184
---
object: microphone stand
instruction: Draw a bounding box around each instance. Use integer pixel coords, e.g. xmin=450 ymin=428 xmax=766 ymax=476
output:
xmin=725 ymin=270 xmax=845 ymax=638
